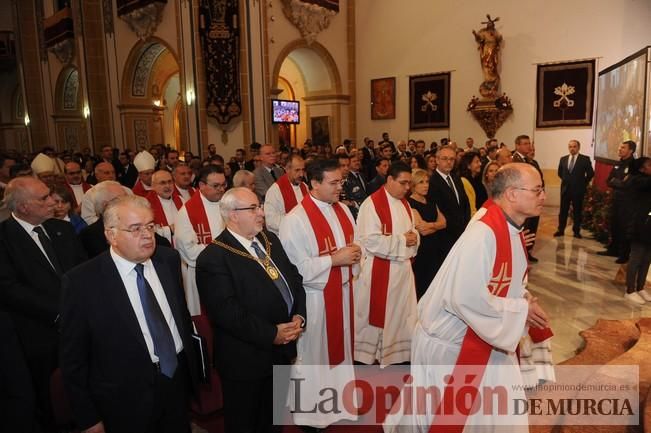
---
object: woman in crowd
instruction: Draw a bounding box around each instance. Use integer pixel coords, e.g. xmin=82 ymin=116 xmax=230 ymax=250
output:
xmin=425 ymin=153 xmax=437 ymax=176
xmin=408 ymin=169 xmax=446 ymax=299
xmin=49 ymin=184 xmax=87 ymax=233
xmin=483 ymin=161 xmax=500 ymax=195
xmin=410 ymin=155 xmax=427 ymax=170
xmin=624 ymin=157 xmax=651 ymax=305
xmin=459 ymin=151 xmax=487 ymax=215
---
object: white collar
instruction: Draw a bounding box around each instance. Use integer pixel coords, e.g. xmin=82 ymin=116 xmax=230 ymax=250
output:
xmin=12 ymin=212 xmax=40 ymax=234
xmin=200 ymin=191 xmax=220 ymax=207
xmin=436 ymin=168 xmax=452 ymax=179
xmin=110 ymin=246 xmax=153 ymax=277
xmin=308 ymin=193 xmax=332 ymax=209
xmin=227 ymin=228 xmax=257 ymax=250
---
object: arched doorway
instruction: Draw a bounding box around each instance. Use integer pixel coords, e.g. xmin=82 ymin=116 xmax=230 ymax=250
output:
xmin=53 ymin=66 xmax=87 ymax=151
xmin=121 ymin=38 xmax=186 ymax=152
xmin=271 ymin=40 xmax=345 ymax=150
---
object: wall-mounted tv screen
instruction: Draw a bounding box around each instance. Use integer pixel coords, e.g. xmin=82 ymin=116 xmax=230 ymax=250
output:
xmin=272 ymin=99 xmax=300 ymax=124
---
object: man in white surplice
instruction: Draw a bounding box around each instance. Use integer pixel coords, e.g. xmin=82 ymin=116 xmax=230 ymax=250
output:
xmin=384 ymin=163 xmax=550 ymax=433
xmin=355 ymin=161 xmax=419 ymax=367
xmin=279 ymin=159 xmax=361 ymax=429
xmin=173 ymin=165 xmax=226 ymax=316
xmin=264 ymin=155 xmax=307 ymax=235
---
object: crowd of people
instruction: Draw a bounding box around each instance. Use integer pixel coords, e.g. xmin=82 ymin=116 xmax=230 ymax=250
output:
xmin=0 ymin=132 xmax=649 ymax=433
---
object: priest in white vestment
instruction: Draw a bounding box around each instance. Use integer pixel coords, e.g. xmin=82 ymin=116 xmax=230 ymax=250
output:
xmin=384 ymin=163 xmax=550 ymax=433
xmin=279 ymin=159 xmax=361 ymax=429
xmin=174 ymin=165 xmax=226 ymax=316
xmin=146 ymin=170 xmax=183 ymax=242
xmin=355 ymin=162 xmax=419 ymax=367
xmin=264 ymin=155 xmax=307 ymax=235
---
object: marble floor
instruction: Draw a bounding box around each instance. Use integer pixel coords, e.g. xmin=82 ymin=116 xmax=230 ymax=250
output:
xmin=527 ymin=206 xmax=651 ymax=363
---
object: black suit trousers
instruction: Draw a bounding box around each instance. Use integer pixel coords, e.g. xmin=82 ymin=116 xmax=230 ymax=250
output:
xmin=558 ymin=191 xmax=585 ymax=234
xmin=104 ymin=353 xmax=191 ymax=433
xmin=221 ymin=375 xmax=282 ymax=433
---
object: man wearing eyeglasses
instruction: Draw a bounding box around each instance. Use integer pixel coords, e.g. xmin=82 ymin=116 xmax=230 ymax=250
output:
xmin=60 ymin=195 xmax=198 ymax=433
xmin=146 ymin=170 xmax=183 ymax=243
xmin=355 ymin=161 xmax=419 ymax=367
xmin=426 ymin=145 xmax=471 ymax=277
xmin=174 ymin=165 xmax=226 ymax=316
xmin=197 ymin=187 xmax=305 ymax=433
xmin=0 ymin=176 xmax=87 ymax=432
xmin=388 ymin=163 xmax=550 ymax=432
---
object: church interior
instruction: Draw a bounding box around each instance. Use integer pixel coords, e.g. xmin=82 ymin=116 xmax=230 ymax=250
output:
xmin=1 ymin=0 xmax=651 ymax=432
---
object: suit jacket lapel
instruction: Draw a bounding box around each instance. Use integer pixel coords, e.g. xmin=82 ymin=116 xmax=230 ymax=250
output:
xmin=150 ymin=253 xmax=186 ymax=336
xmin=221 ymin=230 xmax=287 ymax=306
xmin=8 ymin=218 xmax=59 ymax=278
xmin=100 ymin=253 xmax=150 ymax=356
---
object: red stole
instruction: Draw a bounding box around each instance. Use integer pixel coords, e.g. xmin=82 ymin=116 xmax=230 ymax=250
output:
xmin=428 ymin=200 xmax=553 ymax=433
xmin=65 ymin=182 xmax=91 ymax=209
xmin=276 ymin=174 xmax=308 ymax=212
xmin=132 ymin=180 xmax=149 ymax=197
xmin=185 ymin=193 xmax=213 ymax=244
xmin=146 ymin=190 xmax=183 ymax=226
xmin=174 ymin=185 xmax=196 ymax=199
xmin=301 ymin=193 xmax=355 ymax=367
xmin=368 ymin=188 xmax=412 ymax=329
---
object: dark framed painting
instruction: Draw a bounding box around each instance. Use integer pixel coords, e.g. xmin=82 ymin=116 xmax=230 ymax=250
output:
xmin=409 ymin=72 xmax=450 ymax=130
xmin=371 ymin=77 xmax=396 ymax=120
xmin=310 ymin=116 xmax=330 ymax=146
xmin=536 ymin=59 xmax=595 ymax=128
xmin=594 ymin=47 xmax=648 ymax=162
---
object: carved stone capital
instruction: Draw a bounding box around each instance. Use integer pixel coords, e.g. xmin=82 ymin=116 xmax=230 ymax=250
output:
xmin=119 ymin=2 xmax=166 ymax=41
xmin=281 ymin=0 xmax=336 ymax=45
xmin=49 ymin=38 xmax=75 ymax=65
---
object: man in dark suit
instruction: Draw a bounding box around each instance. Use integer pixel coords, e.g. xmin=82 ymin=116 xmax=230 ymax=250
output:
xmin=79 ymin=181 xmax=171 ymax=258
xmin=554 ymin=139 xmax=594 ymax=238
xmin=0 ymin=176 xmax=87 ymax=431
xmin=511 ymin=134 xmax=544 ymax=262
xmin=228 ymin=148 xmax=248 ymax=174
xmin=60 ymin=195 xmax=197 ymax=433
xmin=117 ymin=151 xmax=138 ymax=188
xmin=343 ymin=153 xmax=367 ymax=219
xmin=0 ymin=311 xmax=37 ymax=433
xmin=366 ymin=157 xmax=390 ymax=195
xmin=599 ymin=140 xmax=637 ymax=263
xmin=196 ymin=187 xmax=306 ymax=433
xmin=427 ymin=145 xmax=471 ymax=275
xmin=254 ymin=144 xmax=285 ymax=202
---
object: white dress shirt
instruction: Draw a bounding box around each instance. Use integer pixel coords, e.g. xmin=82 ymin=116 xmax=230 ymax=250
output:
xmin=436 ymin=168 xmax=459 ymax=203
xmin=109 ymin=248 xmax=183 ymax=362
xmin=12 ymin=213 xmax=57 ymax=271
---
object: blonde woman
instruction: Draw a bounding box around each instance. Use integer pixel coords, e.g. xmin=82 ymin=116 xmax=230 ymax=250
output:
xmin=408 ymin=169 xmax=446 ymax=298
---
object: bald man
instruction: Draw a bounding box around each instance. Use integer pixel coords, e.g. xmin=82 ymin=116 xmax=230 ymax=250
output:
xmin=146 ymin=170 xmax=183 ymax=242
xmin=389 ymin=163 xmax=550 ymax=431
xmin=80 ymin=162 xmax=130 ymax=225
xmin=253 ymin=144 xmax=284 ymax=202
xmin=0 ymin=177 xmax=86 ymax=431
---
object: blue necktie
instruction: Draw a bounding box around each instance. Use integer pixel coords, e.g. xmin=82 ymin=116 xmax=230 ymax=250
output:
xmin=134 ymin=264 xmax=178 ymax=378
xmin=251 ymin=241 xmax=293 ymax=315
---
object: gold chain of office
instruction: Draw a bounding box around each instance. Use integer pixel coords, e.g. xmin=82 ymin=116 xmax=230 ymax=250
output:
xmin=212 ymin=231 xmax=279 ymax=280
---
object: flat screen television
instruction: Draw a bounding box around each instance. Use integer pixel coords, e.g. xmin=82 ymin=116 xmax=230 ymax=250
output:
xmin=272 ymin=99 xmax=300 ymax=124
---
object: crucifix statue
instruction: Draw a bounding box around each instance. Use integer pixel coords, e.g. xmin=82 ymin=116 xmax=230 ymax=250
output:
xmin=472 ymin=14 xmax=502 ymax=99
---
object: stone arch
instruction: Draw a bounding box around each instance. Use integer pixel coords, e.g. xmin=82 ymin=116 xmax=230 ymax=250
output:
xmin=271 ymin=39 xmax=342 ymax=95
xmin=121 ymin=36 xmax=180 ymax=103
xmin=54 ymin=66 xmax=81 ymax=113
xmin=271 ymin=39 xmax=346 ymax=148
xmin=120 ymin=37 xmax=186 ymax=151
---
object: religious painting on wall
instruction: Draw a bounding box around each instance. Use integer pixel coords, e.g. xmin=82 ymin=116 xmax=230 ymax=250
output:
xmin=371 ymin=77 xmax=396 ymax=120
xmin=594 ymin=48 xmax=648 ymax=162
xmin=409 ymin=72 xmax=450 ymax=130
xmin=310 ymin=116 xmax=330 ymax=146
xmin=536 ymin=59 xmax=595 ymax=128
